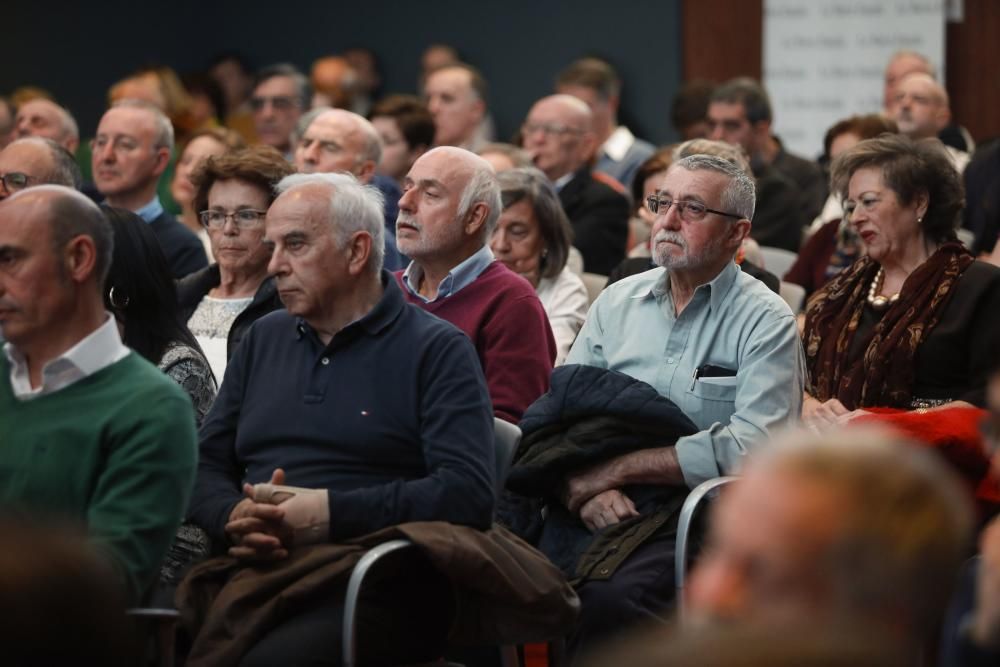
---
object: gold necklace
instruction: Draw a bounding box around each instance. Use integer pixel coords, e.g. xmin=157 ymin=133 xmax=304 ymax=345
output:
xmin=866 ymin=267 xmax=900 ymax=311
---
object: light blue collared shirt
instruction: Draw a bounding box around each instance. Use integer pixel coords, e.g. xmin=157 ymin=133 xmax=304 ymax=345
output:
xmin=134 ymin=196 xmax=164 ymax=223
xmin=401 ymin=245 xmax=495 ymax=304
xmin=566 ymin=261 xmax=805 ymax=487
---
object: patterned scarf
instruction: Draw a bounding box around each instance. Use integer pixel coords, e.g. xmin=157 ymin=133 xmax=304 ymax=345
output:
xmin=803 ymin=242 xmax=973 ymax=409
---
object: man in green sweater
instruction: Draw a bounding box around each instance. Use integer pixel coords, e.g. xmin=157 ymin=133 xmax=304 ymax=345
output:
xmin=0 ymin=185 xmax=197 ymax=605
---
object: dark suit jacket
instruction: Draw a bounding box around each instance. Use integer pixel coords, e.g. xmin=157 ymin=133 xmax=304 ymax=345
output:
xmin=149 ymin=211 xmax=209 ymax=279
xmin=751 ymin=162 xmax=807 ymax=252
xmin=558 ymin=167 xmax=630 ymax=276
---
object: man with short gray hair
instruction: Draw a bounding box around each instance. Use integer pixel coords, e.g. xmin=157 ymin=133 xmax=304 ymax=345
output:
xmin=251 ymin=63 xmax=309 ymax=159
xmin=395 ymin=146 xmax=556 ymax=423
xmin=92 ymin=99 xmax=207 ymax=278
xmin=188 ymin=171 xmax=495 ymax=664
xmin=0 ymin=137 xmax=82 ymax=200
xmin=294 ymin=107 xmax=407 ymax=269
xmin=557 ymin=153 xmax=804 ymax=658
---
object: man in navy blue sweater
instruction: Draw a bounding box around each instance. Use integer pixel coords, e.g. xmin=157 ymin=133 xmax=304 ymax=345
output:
xmin=189 ymin=171 xmax=495 ymax=665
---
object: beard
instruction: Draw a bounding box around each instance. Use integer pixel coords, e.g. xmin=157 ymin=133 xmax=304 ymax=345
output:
xmin=652 ymin=230 xmax=726 ymax=271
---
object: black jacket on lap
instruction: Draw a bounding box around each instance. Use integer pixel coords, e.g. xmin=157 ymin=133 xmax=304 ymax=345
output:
xmin=176 ymin=264 xmax=284 ymax=362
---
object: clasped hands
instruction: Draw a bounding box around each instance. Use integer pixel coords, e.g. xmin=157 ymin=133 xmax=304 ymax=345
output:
xmin=224 ymin=468 xmax=330 ymax=562
xmin=562 ymin=460 xmax=639 ymax=534
xmin=802 ymin=396 xmax=871 ymax=432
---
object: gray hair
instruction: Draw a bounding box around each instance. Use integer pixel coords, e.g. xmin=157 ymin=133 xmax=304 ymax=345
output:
xmin=888 ymin=50 xmax=937 ymax=79
xmin=497 ymin=167 xmax=573 ymax=279
xmin=294 ymin=107 xmax=383 ymax=167
xmin=673 ymin=153 xmax=756 ymax=221
xmin=711 ymin=77 xmax=773 ymax=125
xmin=275 ymin=172 xmax=385 ymax=273
xmin=254 ymin=63 xmax=310 ymax=109
xmin=110 ymin=98 xmax=174 ymax=153
xmin=6 ymin=137 xmax=83 ymax=190
xmin=50 ymin=102 xmax=79 ymax=144
xmin=673 ymin=138 xmax=752 ymax=178
xmin=458 ymin=158 xmax=501 ymax=238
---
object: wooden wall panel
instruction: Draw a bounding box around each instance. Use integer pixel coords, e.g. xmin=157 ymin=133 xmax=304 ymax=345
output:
xmin=682 ymin=0 xmax=763 ymax=84
xmin=946 ymin=0 xmax=1000 ymax=144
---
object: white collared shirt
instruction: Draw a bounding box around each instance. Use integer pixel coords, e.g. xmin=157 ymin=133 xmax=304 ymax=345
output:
xmin=601 ymin=125 xmax=637 ymax=163
xmin=5 ymin=314 xmax=131 ymax=400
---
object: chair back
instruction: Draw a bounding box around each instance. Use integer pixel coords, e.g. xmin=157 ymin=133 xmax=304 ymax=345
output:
xmin=493 ymin=417 xmax=522 ymax=496
xmin=779 ymin=280 xmax=807 ymax=314
xmin=759 ymin=245 xmax=798 ymax=280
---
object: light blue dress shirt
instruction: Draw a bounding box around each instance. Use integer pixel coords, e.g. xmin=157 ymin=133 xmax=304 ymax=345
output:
xmin=134 ymin=196 xmax=164 ymax=223
xmin=566 ymin=261 xmax=804 ymax=487
xmin=401 ymin=245 xmax=495 ymax=303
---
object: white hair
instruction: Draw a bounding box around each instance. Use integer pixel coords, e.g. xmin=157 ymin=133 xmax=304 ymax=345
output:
xmin=275 ymin=172 xmax=385 ymax=273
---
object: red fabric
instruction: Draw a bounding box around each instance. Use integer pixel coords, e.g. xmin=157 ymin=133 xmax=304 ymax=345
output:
xmin=396 ymin=262 xmax=556 ymax=423
xmin=854 ymin=406 xmax=1000 ymax=514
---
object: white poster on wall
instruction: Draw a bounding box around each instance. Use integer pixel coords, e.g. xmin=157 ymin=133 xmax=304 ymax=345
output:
xmin=764 ymin=0 xmax=945 ymax=159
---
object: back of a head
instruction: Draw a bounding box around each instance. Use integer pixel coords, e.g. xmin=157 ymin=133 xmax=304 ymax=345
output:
xmin=101 ymin=206 xmax=196 ymax=363
xmin=754 ymin=428 xmax=974 ymax=638
xmin=711 ymin=77 xmax=773 ymax=125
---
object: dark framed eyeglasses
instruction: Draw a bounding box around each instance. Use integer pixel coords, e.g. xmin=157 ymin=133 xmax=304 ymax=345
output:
xmin=645 ymin=195 xmax=742 ymax=223
xmin=199 ymin=209 xmax=267 ymax=229
xmin=0 ymin=172 xmax=32 ymax=193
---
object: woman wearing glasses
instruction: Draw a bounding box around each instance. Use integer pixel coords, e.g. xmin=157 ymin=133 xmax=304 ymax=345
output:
xmin=177 ymin=146 xmax=294 ymax=381
xmin=803 ymin=134 xmax=1000 ymax=429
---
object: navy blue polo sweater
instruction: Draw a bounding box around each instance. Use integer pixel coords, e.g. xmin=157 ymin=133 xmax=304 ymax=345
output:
xmin=189 ymin=272 xmax=496 ymax=543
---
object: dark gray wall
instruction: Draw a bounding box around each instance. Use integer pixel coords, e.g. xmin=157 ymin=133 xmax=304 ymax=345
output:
xmin=3 ymin=1 xmax=682 ymax=150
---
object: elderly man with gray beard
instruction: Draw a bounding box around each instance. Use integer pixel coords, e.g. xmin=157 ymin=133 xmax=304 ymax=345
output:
xmin=558 ymin=153 xmax=805 ymax=659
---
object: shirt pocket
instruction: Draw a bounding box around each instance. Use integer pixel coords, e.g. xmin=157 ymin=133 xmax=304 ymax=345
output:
xmin=685 ymin=377 xmax=738 ymax=426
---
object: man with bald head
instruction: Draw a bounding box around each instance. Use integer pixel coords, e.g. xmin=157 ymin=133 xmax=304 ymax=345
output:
xmin=893 ymin=72 xmax=969 ymax=172
xmin=93 ymin=99 xmax=207 ymax=278
xmin=396 ymin=146 xmax=555 ymax=422
xmin=294 ymin=107 xmax=407 ymax=269
xmin=522 ymin=94 xmax=630 ymax=275
xmin=0 ymin=137 xmax=81 ymax=201
xmin=188 ymin=172 xmax=494 ymax=664
xmin=14 ymin=99 xmax=79 ymax=152
xmin=0 ymin=185 xmax=197 ymax=605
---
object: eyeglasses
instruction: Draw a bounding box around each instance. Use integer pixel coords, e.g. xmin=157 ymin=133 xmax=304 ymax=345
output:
xmin=520 ymin=122 xmax=584 ymax=138
xmin=249 ymin=95 xmax=300 ymax=112
xmin=199 ymin=209 xmax=267 ymax=229
xmin=0 ymin=172 xmax=32 ymax=193
xmin=645 ymin=195 xmax=742 ymax=222
xmin=843 ymin=194 xmax=882 ymax=220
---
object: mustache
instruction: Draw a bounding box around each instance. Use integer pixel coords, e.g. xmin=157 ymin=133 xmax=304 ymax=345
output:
xmin=396 ymin=213 xmax=422 ymax=232
xmin=653 ymin=230 xmax=687 ymax=249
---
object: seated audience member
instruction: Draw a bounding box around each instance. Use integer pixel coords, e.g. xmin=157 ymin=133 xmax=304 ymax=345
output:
xmin=208 ymin=51 xmax=257 ymax=143
xmin=688 ymin=429 xmax=973 ymax=663
xmin=0 ymin=136 xmax=82 ymax=200
xmin=178 ymin=146 xmax=292 ymax=381
xmin=309 ymin=55 xmax=359 ymax=110
xmin=170 ymin=126 xmax=246 ymax=250
xmin=478 ymin=142 xmax=532 ymax=172
xmin=424 ymin=62 xmax=492 ymax=152
xmin=882 ymin=49 xmax=973 ymax=154
xmin=608 ymin=140 xmax=780 ymax=294
xmin=670 ymin=80 xmax=715 ymax=141
xmin=940 ymin=350 xmax=1000 ymax=666
xmin=708 ymin=78 xmax=814 ymax=251
xmin=556 ymin=57 xmax=655 ymax=190
xmin=626 ymin=148 xmax=674 ymax=257
xmin=522 ymin=94 xmax=631 ymax=275
xmin=892 ymin=72 xmax=969 ymax=172
xmin=0 ymin=519 xmax=136 ymax=667
xmin=420 ymin=43 xmax=461 ymax=88
xmin=343 ymin=46 xmax=382 ymax=117
xmin=368 ymin=94 xmax=435 ymax=189
xmin=92 ymin=99 xmax=208 ymax=278
xmin=109 ymin=66 xmax=198 ymax=142
xmin=802 ymin=134 xmax=1000 ymax=429
xmin=0 ymin=186 xmax=197 ymax=605
xmin=250 ymin=63 xmax=309 ymax=160
xmin=102 ymin=206 xmax=216 ymax=422
xmin=181 ymin=71 xmax=227 ymax=130
xmin=506 ymin=154 xmax=803 ymax=660
xmin=396 ymin=146 xmax=555 ymax=423
xmin=186 ymin=173 xmax=497 ymax=665
xmin=787 ymin=114 xmax=897 ymax=294
xmin=295 ymin=107 xmax=407 ymax=271
xmin=966 ymin=140 xmax=1000 ymax=258
xmin=0 ymin=96 xmax=13 ymax=148
xmin=491 ymin=167 xmax=588 ymax=365
xmin=14 ymin=98 xmax=80 ymax=151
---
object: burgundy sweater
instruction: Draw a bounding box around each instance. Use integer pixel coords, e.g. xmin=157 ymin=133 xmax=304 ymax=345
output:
xmin=396 ymin=261 xmax=556 ymax=423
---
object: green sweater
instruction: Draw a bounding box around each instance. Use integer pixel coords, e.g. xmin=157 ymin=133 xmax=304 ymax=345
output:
xmin=0 ymin=352 xmax=197 ymax=604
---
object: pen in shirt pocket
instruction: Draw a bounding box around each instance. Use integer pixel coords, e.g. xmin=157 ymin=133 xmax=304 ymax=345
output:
xmin=693 ymin=364 xmax=738 ymax=380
